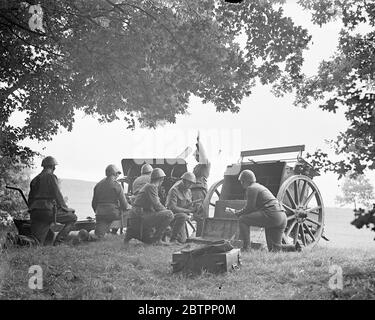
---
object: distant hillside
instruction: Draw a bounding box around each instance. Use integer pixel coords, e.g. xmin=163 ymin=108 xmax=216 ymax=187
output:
xmin=60 ymin=179 xmax=96 ymax=220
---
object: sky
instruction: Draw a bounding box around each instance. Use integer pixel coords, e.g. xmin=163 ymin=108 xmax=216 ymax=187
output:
xmin=10 ymin=1 xmax=375 ymax=207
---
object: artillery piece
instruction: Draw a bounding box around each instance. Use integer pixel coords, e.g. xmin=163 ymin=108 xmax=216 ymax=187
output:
xmin=110 ymin=158 xmax=191 ymax=233
xmin=194 ymin=145 xmax=325 ymax=250
xmin=120 ymin=158 xmax=188 ymax=202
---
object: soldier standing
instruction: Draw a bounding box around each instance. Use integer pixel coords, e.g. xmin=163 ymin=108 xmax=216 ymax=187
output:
xmin=28 ymin=156 xmax=77 ymax=245
xmin=190 ymin=136 xmax=210 ymax=236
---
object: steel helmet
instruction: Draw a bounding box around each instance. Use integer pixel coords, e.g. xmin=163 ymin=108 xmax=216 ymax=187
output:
xmin=150 ymin=168 xmax=166 ymax=181
xmin=41 ymin=156 xmax=58 ymax=167
xmin=181 ymin=172 xmax=196 ymax=184
xmin=141 ymin=163 xmax=153 ymax=174
xmin=238 ymin=170 xmax=256 ymax=184
xmin=105 ymin=164 xmax=121 ymax=177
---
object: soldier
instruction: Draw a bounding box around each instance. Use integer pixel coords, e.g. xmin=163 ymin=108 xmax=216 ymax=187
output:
xmin=132 ymin=163 xmax=153 ymax=195
xmin=229 ymin=170 xmax=300 ymax=252
xmin=166 ymin=172 xmax=197 ymax=243
xmin=92 ymin=164 xmax=132 ymax=239
xmin=28 ymin=156 xmax=77 ymax=245
xmin=124 ymin=168 xmax=173 ymax=246
xmin=190 ymin=138 xmax=210 ymax=236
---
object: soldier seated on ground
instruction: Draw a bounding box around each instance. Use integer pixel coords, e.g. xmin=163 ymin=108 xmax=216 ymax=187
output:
xmin=28 ymin=156 xmax=77 ymax=246
xmin=227 ymin=170 xmax=301 ymax=253
xmin=124 ymin=168 xmax=173 ymax=246
xmin=166 ymin=172 xmax=197 ymax=244
xmin=92 ymin=164 xmax=132 ymax=239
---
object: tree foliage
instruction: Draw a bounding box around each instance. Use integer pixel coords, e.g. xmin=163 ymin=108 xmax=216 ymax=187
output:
xmin=0 ymin=158 xmax=31 ymax=219
xmin=280 ymin=0 xmax=375 ymax=177
xmin=351 ymin=205 xmax=375 ymax=240
xmin=0 ymin=0 xmax=311 ymax=161
xmin=335 ymin=174 xmax=374 ymax=209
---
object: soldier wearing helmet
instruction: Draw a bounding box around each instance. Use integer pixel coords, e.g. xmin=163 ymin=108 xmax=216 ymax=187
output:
xmin=166 ymin=172 xmax=197 ymax=243
xmin=28 ymin=156 xmax=77 ymax=245
xmin=92 ymin=164 xmax=131 ymax=239
xmin=229 ymin=169 xmax=299 ymax=252
xmin=132 ymin=163 xmax=153 ymax=196
xmin=124 ymin=168 xmax=173 ymax=246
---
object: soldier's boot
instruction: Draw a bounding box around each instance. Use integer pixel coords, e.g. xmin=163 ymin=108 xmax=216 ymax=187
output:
xmin=53 ymin=222 xmax=75 ymax=245
xmin=124 ymin=233 xmax=132 ymax=243
xmin=123 ymin=228 xmax=135 ymax=247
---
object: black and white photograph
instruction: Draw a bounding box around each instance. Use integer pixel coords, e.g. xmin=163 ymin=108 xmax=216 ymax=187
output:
xmin=0 ymin=0 xmax=375 ymax=305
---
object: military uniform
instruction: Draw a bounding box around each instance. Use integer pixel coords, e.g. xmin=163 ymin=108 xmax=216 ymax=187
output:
xmin=190 ymin=162 xmax=211 ymax=236
xmin=132 ymin=174 xmax=151 ymax=195
xmin=92 ymin=177 xmax=130 ymax=238
xmin=237 ymin=182 xmax=293 ymax=252
xmin=166 ymin=180 xmax=194 ymax=243
xmin=124 ymin=183 xmax=173 ymax=244
xmin=28 ymin=170 xmax=77 ymax=245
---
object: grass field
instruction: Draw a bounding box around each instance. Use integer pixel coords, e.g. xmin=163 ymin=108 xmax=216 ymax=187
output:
xmin=1 ymin=179 xmax=374 ymax=300
xmin=1 ymin=236 xmax=374 ymax=300
xmin=0 ymin=206 xmax=374 ymax=300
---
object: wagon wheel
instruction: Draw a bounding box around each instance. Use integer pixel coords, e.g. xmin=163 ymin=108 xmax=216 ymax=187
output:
xmin=202 ymin=179 xmax=224 ymax=218
xmin=277 ymin=175 xmax=324 ymax=249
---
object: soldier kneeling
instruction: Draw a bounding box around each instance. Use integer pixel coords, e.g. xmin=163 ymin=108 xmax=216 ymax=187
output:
xmin=124 ymin=168 xmax=173 ymax=246
xmin=28 ymin=156 xmax=77 ymax=246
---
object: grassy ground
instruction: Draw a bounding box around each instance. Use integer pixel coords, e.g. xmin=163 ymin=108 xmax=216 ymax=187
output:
xmin=1 ymin=235 xmax=374 ymax=300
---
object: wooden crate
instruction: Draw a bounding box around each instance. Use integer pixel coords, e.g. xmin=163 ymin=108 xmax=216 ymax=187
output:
xmin=187 ymin=199 xmax=266 ymax=248
xmin=187 ymin=217 xmax=242 ymax=247
xmin=172 ymin=248 xmax=241 ymax=274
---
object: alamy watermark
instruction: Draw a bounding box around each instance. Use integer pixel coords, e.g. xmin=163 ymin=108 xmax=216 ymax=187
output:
xmin=328 ymin=264 xmax=343 ymax=290
xmin=129 ymin=128 xmax=242 ymax=168
xmin=28 ymin=265 xmax=43 ymax=290
xmin=0 ymin=2 xmax=45 ymax=32
xmin=28 ymin=4 xmax=45 ymax=33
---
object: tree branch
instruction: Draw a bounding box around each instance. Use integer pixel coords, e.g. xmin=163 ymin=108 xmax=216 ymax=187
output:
xmin=6 ymin=25 xmax=65 ymax=58
xmin=105 ymin=0 xmax=188 ymax=55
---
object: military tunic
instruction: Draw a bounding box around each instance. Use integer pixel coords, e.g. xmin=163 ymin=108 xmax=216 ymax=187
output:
xmin=125 ymin=183 xmax=173 ymax=244
xmin=166 ymin=180 xmax=193 ymax=243
xmin=28 ymin=170 xmax=77 ymax=245
xmin=29 ymin=170 xmax=68 ymax=212
xmin=190 ymin=162 xmax=211 ymax=236
xmin=92 ymin=177 xmax=130 ymax=238
xmin=166 ymin=180 xmax=192 ymax=211
xmin=132 ymin=183 xmax=167 ymax=212
xmin=238 ymin=182 xmax=288 ymax=252
xmin=132 ymin=174 xmax=151 ymax=195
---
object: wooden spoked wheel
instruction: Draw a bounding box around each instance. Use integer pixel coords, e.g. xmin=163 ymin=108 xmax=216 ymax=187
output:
xmin=277 ymin=175 xmax=325 ymax=249
xmin=202 ymin=179 xmax=224 ymax=218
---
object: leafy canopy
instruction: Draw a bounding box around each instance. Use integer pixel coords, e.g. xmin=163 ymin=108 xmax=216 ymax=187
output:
xmin=280 ymin=0 xmax=375 ymax=177
xmin=0 ymin=0 xmax=311 ymax=163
